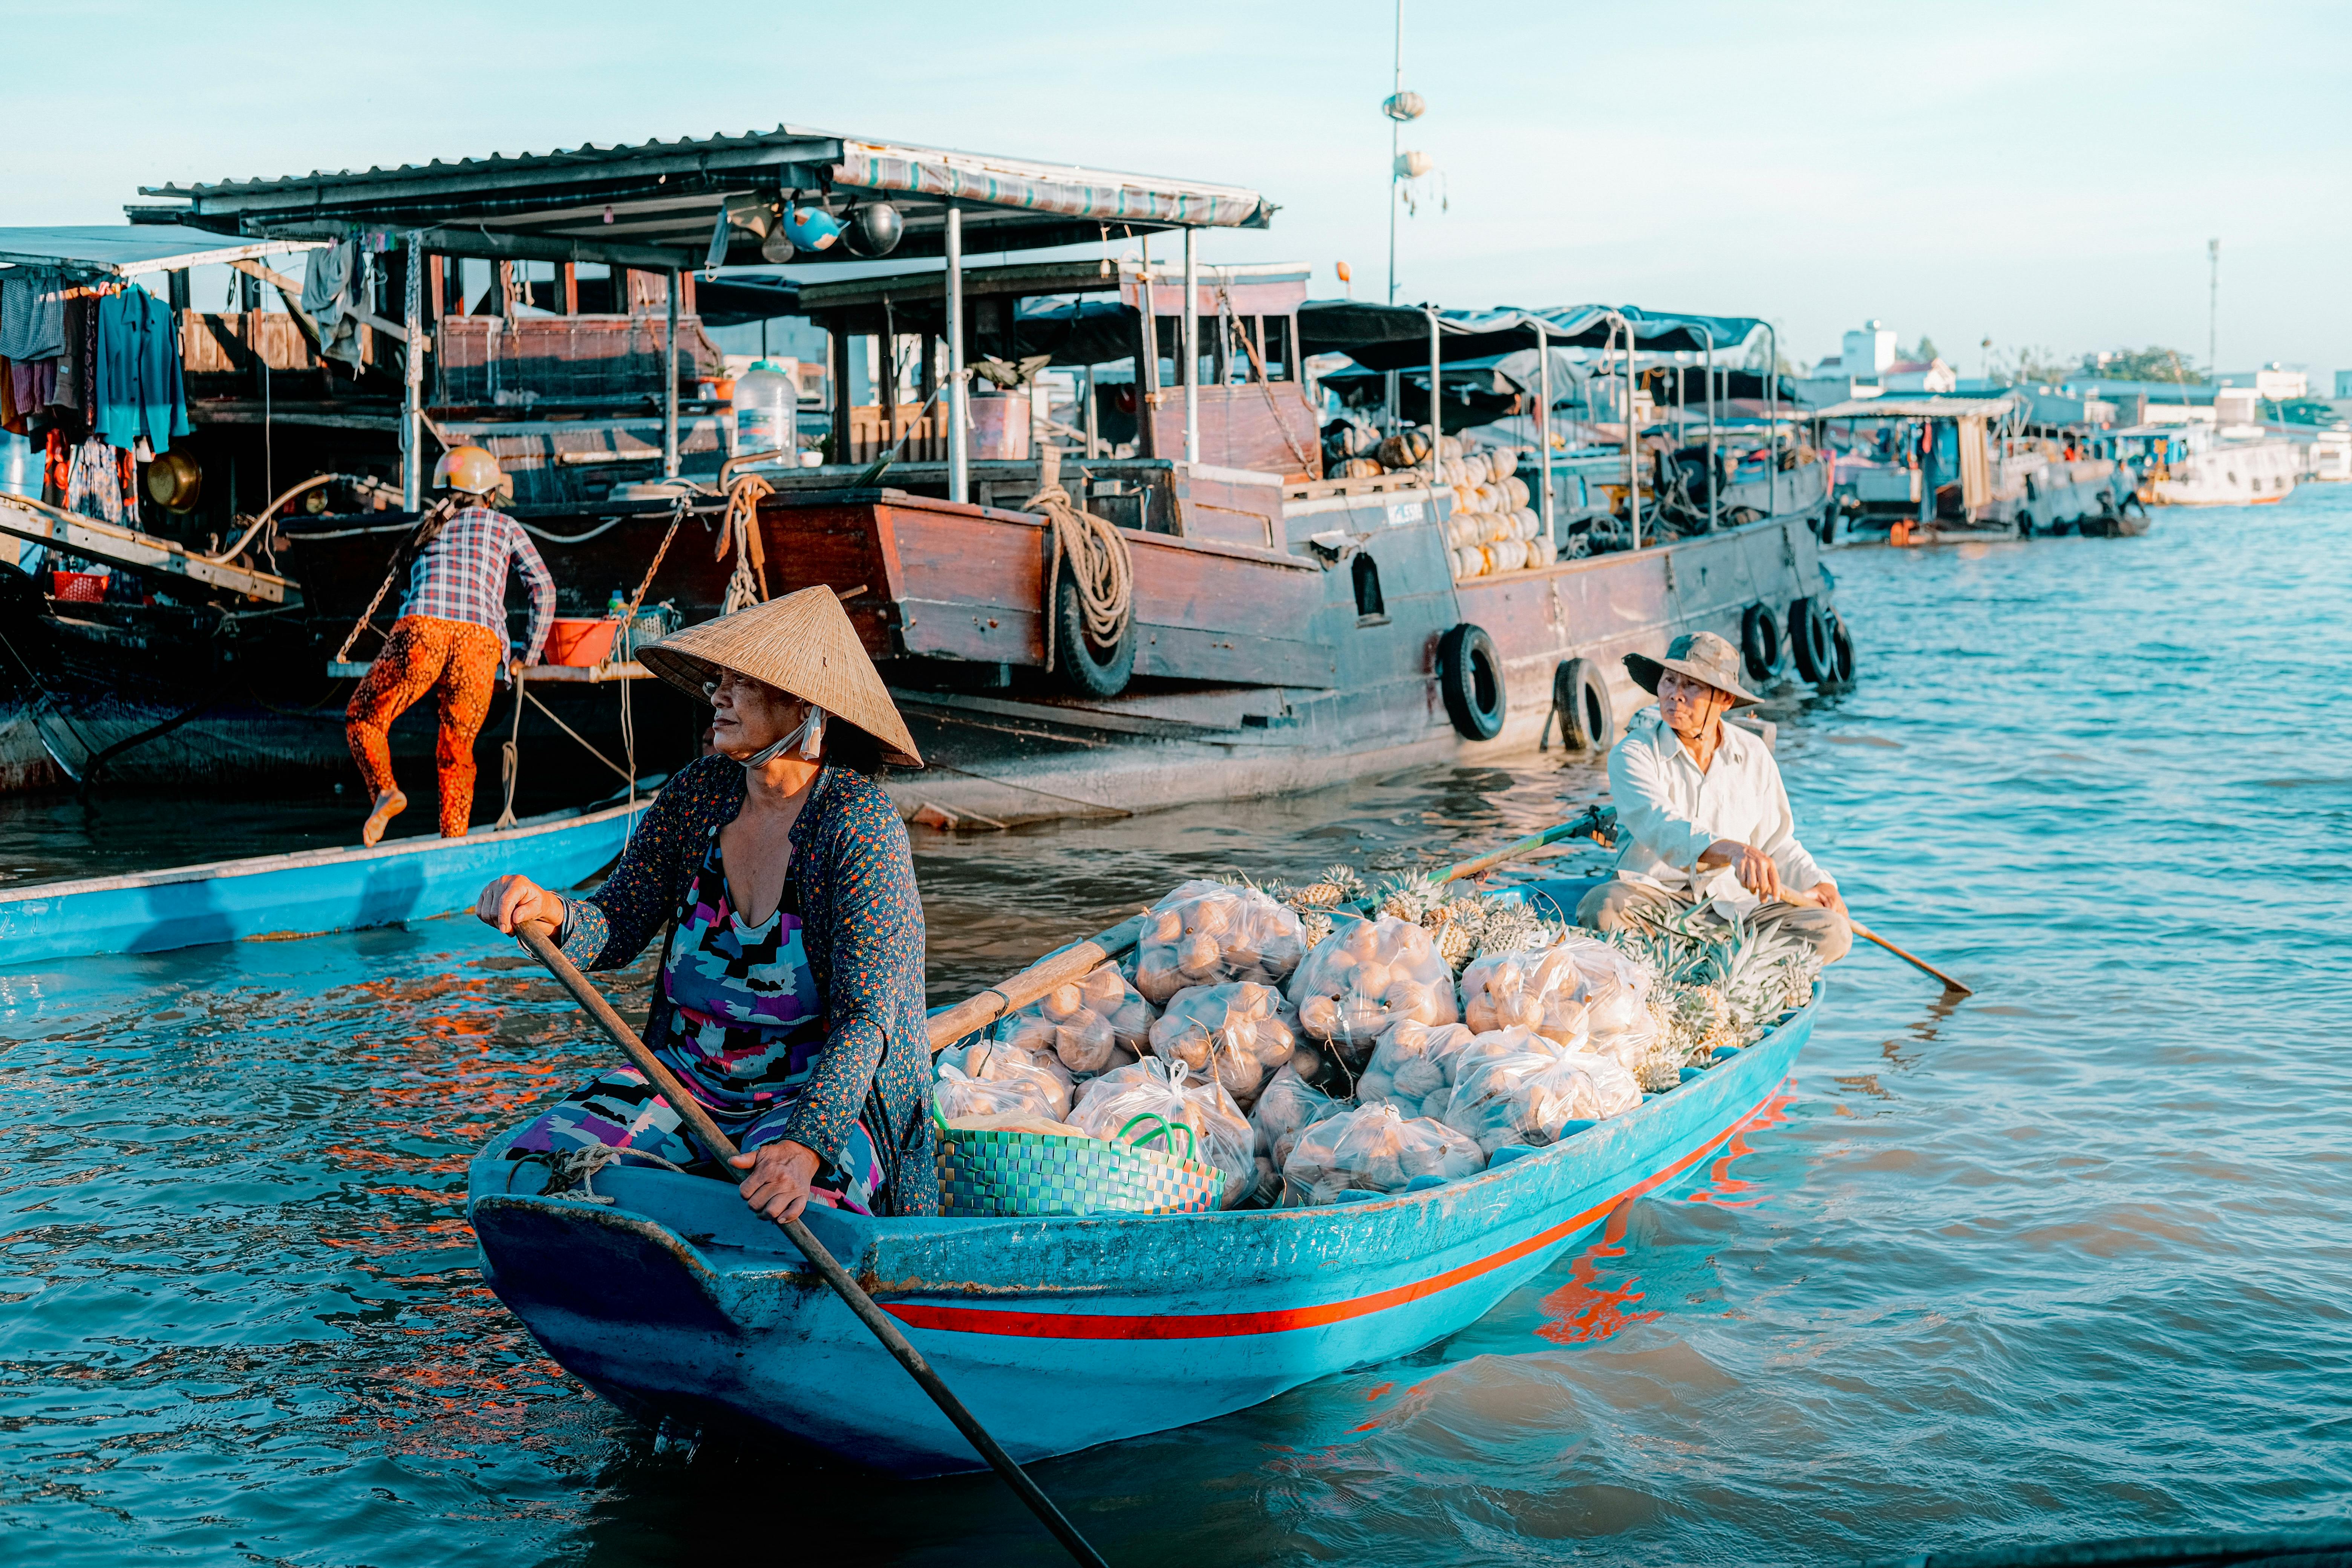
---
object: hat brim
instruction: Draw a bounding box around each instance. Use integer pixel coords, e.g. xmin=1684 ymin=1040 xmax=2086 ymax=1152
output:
xmin=1622 ymin=651 xmax=1761 ymax=707
xmin=637 ymin=597 xmax=925 ymax=769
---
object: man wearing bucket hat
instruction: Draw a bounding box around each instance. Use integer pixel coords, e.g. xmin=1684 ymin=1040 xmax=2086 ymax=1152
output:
xmin=473 ymin=586 xmax=942 ymax=1219
xmin=345 ymin=445 xmax=553 ymax=844
xmin=1576 ymin=629 xmax=1850 ymax=961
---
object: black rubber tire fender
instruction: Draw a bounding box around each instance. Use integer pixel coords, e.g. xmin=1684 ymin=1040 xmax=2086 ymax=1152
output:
xmin=2016 ymin=511 xmax=2036 ymax=539
xmin=1828 ymin=612 xmax=1857 ymax=687
xmin=1437 ymin=623 xmax=1507 ymax=741
xmin=1052 ymin=572 xmax=1135 ymax=698
xmin=1551 ymin=656 xmax=1614 ymax=752
xmin=1740 ymin=603 xmax=1785 ymax=684
xmin=1786 ymin=596 xmax=1833 ymax=684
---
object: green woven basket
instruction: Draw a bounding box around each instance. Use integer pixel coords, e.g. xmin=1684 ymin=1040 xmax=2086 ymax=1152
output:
xmin=935 ymin=1109 xmax=1222 ymax=1218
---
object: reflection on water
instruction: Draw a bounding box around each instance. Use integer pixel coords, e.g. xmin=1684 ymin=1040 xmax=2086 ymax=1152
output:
xmin=5 ymin=491 xmax=2352 ymax=1564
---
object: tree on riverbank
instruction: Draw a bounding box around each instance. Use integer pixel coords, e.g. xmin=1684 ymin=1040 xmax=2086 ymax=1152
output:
xmin=2081 ymin=346 xmax=2202 ymax=382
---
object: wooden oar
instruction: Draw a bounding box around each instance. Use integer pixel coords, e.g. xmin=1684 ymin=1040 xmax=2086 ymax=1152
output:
xmin=1433 ymin=804 xmax=1617 ymax=885
xmin=514 ymin=923 xmax=1109 ymax=1568
xmin=926 ymin=913 xmax=1147 ymax=1052
xmin=1848 ymin=917 xmax=1972 ymax=996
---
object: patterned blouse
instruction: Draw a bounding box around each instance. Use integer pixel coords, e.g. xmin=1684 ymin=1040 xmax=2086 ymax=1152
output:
xmin=560 ymin=753 xmax=939 ymax=1216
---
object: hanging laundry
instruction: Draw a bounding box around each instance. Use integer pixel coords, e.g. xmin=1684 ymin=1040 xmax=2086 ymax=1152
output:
xmin=0 ymin=357 xmax=18 ymax=436
xmin=9 ymin=357 xmax=55 ymax=422
xmin=65 ymin=435 xmax=126 ymax=526
xmin=299 ymin=240 xmax=368 ymax=368
xmin=93 ymin=285 xmax=189 ymax=455
xmin=0 ymin=266 xmax=67 ymax=361
xmin=47 ymin=296 xmax=86 ymax=415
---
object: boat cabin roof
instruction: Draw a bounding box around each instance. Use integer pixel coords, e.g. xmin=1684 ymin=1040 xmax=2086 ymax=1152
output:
xmin=0 ymin=224 xmax=323 ymax=281
xmin=1811 ymin=394 xmax=2022 ymax=421
xmin=132 ymin=126 xmax=1275 ymax=272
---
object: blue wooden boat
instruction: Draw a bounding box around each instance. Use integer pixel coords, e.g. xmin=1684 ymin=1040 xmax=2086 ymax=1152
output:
xmin=466 ymin=978 xmax=1818 ymax=1477
xmin=0 ymin=794 xmax=650 ymax=967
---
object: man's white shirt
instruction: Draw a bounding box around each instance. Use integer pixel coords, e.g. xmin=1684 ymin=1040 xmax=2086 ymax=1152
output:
xmin=1605 ymin=708 xmax=1828 ymax=911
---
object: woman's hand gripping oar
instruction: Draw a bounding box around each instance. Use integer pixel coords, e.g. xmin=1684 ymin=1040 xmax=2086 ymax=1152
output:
xmin=512 ymin=920 xmax=1110 ymax=1568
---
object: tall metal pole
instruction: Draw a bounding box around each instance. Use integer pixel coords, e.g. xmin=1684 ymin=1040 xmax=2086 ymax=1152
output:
xmin=662 ymin=268 xmax=681 ymax=479
xmin=1426 ymin=305 xmax=1441 ymax=487
xmin=1182 ymin=227 xmax=1200 ymax=466
xmin=401 ymin=231 xmax=425 ymax=509
xmin=1388 ymin=0 xmax=1402 ymax=305
xmin=1618 ymin=317 xmax=1640 ymax=551
xmin=946 ymin=207 xmax=969 ymax=504
xmin=1763 ymin=323 xmax=1778 ymax=521
xmin=1534 ymin=322 xmax=1553 ymax=542
xmin=2207 ymin=237 xmax=2219 ymax=383
xmin=1704 ymin=336 xmax=1717 ymax=531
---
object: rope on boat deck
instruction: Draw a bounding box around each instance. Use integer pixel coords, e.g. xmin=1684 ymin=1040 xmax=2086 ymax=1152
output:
xmin=1024 ymin=443 xmax=1132 ymax=674
xmin=515 ymin=1143 xmax=694 ymax=1204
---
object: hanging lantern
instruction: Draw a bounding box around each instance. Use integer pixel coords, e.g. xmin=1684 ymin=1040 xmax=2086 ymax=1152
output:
xmin=1383 ymin=90 xmax=1426 ymax=122
xmin=842 ymin=201 xmax=905 ymax=258
xmin=1394 ymin=150 xmax=1432 ymax=179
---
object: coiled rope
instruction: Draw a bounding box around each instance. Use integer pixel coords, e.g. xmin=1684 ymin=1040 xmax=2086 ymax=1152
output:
xmin=715 ymin=473 xmax=773 ymax=613
xmin=1022 ymin=442 xmax=1132 ymax=673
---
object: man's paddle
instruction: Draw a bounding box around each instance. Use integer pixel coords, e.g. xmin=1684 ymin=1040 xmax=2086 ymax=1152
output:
xmin=512 ymin=921 xmax=1109 ymax=1568
xmin=1847 ymin=917 xmax=1972 ymax=996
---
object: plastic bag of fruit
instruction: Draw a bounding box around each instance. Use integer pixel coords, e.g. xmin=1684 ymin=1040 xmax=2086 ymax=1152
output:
xmin=1459 ymin=946 xmax=1591 ymax=1050
xmin=1248 ymin=1064 xmax=1347 ymax=1168
xmin=1281 ymin=1102 xmax=1486 ymax=1206
xmin=1130 ymin=882 xmax=1308 ymax=1002
xmin=938 ymin=1038 xmax=1074 ymax=1119
xmin=1285 ymin=914 xmax=1459 ymax=1064
xmin=1147 ymin=980 xmax=1300 ymax=1109
xmin=995 ymin=962 xmax=1155 ymax=1077
xmin=934 ymin=1058 xmax=1062 ymax=1123
xmin=1353 ymin=1019 xmax=1478 ymax=1119
xmin=1440 ymin=1046 xmax=1641 ymax=1154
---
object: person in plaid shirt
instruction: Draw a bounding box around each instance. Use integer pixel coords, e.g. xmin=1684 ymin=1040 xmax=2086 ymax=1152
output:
xmin=345 ymin=446 xmax=555 ymax=844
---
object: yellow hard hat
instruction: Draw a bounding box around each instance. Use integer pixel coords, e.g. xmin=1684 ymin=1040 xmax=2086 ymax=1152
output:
xmin=433 ymin=445 xmax=506 ymax=497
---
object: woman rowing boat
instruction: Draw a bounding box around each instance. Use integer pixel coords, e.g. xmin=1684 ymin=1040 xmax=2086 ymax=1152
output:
xmin=473 ymin=587 xmax=939 ymax=1220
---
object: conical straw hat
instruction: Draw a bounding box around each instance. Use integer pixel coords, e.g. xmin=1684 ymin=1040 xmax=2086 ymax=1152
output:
xmin=637 ymin=588 xmax=923 ymax=767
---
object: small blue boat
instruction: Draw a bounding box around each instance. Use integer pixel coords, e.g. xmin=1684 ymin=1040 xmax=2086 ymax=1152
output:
xmin=466 ymin=986 xmax=1817 ymax=1477
xmin=0 ymin=795 xmax=649 ymax=967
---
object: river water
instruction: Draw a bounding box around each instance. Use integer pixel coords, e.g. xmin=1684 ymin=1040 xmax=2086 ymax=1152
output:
xmin=6 ymin=490 xmax=2350 ymax=1565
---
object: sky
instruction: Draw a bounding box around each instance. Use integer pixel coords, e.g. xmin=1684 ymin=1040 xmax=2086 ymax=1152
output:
xmin=4 ymin=0 xmax=2347 ymax=381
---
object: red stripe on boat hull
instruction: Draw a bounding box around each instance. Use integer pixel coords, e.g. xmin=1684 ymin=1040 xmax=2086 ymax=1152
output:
xmin=884 ymin=1080 xmax=1786 ymax=1341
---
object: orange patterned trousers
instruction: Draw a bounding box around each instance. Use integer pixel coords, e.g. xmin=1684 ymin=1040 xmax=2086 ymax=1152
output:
xmin=345 ymin=615 xmax=505 ymax=837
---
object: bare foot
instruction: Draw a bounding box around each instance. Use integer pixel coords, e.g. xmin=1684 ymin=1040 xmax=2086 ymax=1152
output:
xmin=361 ymin=789 xmax=407 ymax=846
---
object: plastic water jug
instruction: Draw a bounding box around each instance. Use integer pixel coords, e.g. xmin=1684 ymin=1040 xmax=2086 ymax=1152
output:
xmin=732 ymin=359 xmax=798 ymax=460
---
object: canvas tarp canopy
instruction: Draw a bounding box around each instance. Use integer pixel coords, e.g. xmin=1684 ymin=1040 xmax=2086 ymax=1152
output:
xmin=0 ymin=225 xmax=322 ymax=279
xmin=135 ymin=126 xmax=1276 ymax=272
xmin=1298 ymin=302 xmax=1766 ymax=370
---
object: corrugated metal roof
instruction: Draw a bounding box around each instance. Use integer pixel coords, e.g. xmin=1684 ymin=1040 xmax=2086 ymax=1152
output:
xmin=0 ymin=225 xmax=323 ymax=277
xmin=136 ymin=125 xmax=1274 ymax=269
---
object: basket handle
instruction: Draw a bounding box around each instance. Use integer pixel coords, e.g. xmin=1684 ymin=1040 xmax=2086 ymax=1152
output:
xmin=1116 ymin=1112 xmax=1196 ymax=1161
